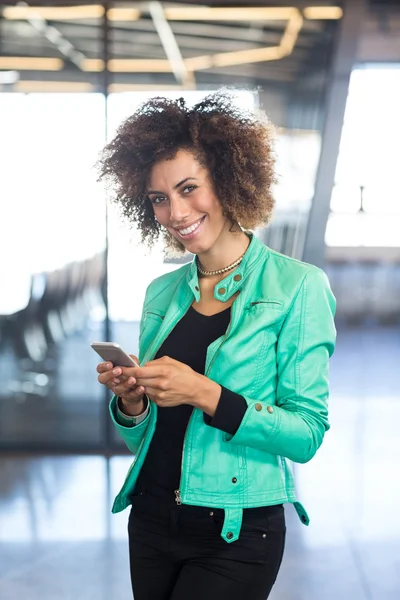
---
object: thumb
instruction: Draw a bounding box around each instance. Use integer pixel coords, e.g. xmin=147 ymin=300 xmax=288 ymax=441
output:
xmin=129 ymin=354 xmax=140 ymax=366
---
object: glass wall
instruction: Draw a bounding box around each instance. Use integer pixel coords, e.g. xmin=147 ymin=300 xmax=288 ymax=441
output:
xmin=0 ymin=5 xmax=107 ymax=449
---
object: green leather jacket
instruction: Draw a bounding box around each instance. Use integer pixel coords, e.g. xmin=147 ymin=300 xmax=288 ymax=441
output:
xmin=110 ymin=233 xmax=336 ymax=542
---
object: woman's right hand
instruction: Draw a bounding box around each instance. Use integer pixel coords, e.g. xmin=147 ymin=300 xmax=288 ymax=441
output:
xmin=96 ymin=355 xmax=146 ymax=416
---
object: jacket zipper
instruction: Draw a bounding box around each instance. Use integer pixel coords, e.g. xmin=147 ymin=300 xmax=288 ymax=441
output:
xmin=174 ymin=419 xmax=192 ymax=504
xmin=174 ymin=300 xmax=237 ymax=505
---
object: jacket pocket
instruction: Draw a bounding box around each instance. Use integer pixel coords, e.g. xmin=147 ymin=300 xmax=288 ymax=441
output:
xmin=244 ymin=299 xmax=285 ymax=334
xmin=243 ymin=301 xmax=285 ymax=390
xmin=248 ymin=299 xmax=284 ymax=311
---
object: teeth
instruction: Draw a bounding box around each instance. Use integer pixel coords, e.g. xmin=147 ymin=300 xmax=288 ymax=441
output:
xmin=177 ymin=218 xmax=203 ymax=236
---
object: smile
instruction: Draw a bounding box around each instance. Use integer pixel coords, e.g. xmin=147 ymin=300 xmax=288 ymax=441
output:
xmin=174 ymin=216 xmax=206 ymax=239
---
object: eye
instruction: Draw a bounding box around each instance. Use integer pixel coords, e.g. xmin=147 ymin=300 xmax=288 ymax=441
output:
xmin=149 ymin=195 xmax=167 ymax=205
xmin=182 ymin=185 xmax=197 ymax=194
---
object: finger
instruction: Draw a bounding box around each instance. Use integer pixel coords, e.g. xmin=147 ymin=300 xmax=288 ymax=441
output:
xmin=98 ymin=371 xmax=129 ymax=387
xmin=135 ymin=376 xmax=164 ymax=387
xmin=129 ymin=354 xmax=140 ymax=365
xmin=143 ymin=386 xmax=162 ymax=399
xmin=113 ymin=382 xmax=143 ymax=398
xmin=112 ymin=365 xmax=144 ymax=380
xmin=104 ymin=373 xmax=131 ymax=385
xmin=112 ymin=377 xmax=139 ymax=392
xmin=126 ymin=366 xmax=164 ymax=379
xmin=98 ymin=371 xmax=116 ymax=386
xmin=144 ymin=358 xmax=165 ymax=368
xmin=111 ymin=367 xmax=135 ymax=382
xmin=145 ymin=356 xmax=175 ymax=366
xmin=115 ymin=377 xmax=137 ymax=387
xmin=96 ymin=361 xmax=113 ymax=374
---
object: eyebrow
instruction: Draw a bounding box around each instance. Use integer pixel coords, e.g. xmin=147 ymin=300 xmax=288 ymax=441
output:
xmin=147 ymin=177 xmax=198 ymax=195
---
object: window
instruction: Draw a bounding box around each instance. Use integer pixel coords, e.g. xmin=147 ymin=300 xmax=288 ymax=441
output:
xmin=326 ymin=66 xmax=400 ymax=246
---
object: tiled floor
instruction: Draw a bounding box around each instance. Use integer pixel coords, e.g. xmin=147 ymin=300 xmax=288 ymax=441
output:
xmin=0 ymin=325 xmax=399 ymax=599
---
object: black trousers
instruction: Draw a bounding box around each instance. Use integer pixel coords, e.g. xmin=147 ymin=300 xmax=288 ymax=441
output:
xmin=128 ymin=490 xmax=286 ymax=600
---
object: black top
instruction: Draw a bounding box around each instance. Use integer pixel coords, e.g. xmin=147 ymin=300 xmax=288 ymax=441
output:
xmin=135 ymin=304 xmax=247 ymax=498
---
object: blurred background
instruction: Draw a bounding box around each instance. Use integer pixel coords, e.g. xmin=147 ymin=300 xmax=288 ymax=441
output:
xmin=0 ymin=1 xmax=399 ymax=599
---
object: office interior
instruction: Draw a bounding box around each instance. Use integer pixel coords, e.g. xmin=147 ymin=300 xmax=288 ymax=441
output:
xmin=0 ymin=1 xmax=399 ymax=599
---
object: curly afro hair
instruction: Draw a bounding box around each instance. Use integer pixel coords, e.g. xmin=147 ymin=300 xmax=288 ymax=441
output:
xmin=98 ymin=92 xmax=276 ymax=254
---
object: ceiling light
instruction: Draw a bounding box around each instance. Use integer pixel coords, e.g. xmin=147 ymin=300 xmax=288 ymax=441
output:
xmin=303 ymin=6 xmax=343 ymax=20
xmin=108 ymin=59 xmax=172 ymax=73
xmin=185 ymin=10 xmax=302 ymax=70
xmin=3 ymin=5 xmax=343 ymax=23
xmin=184 ymin=55 xmax=214 ymax=71
xmin=164 ymin=7 xmax=298 ymax=21
xmin=81 ymin=59 xmax=105 ymax=72
xmin=106 ymin=8 xmax=141 ymax=21
xmin=108 ymin=83 xmax=194 ymax=93
xmin=0 ymin=57 xmax=63 ymax=71
xmin=280 ymin=12 xmax=304 ymax=54
xmin=3 ymin=5 xmax=105 ymax=20
xmin=14 ymin=81 xmax=94 ymax=93
xmin=186 ymin=46 xmax=285 ymax=70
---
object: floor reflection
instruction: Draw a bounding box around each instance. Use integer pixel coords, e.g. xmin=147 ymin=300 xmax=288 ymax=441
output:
xmin=0 ymin=456 xmax=132 ymax=543
xmin=1 ymin=325 xmax=399 ymax=599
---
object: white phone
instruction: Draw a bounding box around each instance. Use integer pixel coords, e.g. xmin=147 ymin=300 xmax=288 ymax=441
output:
xmin=91 ymin=342 xmax=140 ymax=368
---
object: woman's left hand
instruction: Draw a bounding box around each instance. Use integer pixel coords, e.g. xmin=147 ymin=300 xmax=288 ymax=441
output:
xmin=129 ymin=356 xmax=220 ymax=411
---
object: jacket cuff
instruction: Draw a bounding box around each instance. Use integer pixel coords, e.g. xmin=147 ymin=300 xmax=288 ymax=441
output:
xmin=113 ymin=396 xmax=149 ymax=428
xmin=203 ymin=386 xmax=247 ymax=435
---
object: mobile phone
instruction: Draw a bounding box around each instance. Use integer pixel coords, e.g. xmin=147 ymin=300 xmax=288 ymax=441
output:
xmin=91 ymin=342 xmax=140 ymax=368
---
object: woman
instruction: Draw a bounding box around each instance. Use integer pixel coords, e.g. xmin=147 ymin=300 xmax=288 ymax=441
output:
xmin=96 ymin=93 xmax=336 ymax=600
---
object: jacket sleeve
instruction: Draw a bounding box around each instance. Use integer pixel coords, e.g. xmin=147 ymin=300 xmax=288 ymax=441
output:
xmin=109 ymin=395 xmax=152 ymax=455
xmin=108 ymin=283 xmax=152 ymax=454
xmin=225 ymin=267 xmax=336 ymax=464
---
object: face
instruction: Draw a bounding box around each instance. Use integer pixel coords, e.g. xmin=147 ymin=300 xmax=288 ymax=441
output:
xmin=147 ymin=149 xmax=230 ymax=255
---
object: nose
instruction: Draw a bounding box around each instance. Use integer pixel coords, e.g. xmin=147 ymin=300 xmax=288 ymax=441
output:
xmin=169 ymin=195 xmax=190 ymax=225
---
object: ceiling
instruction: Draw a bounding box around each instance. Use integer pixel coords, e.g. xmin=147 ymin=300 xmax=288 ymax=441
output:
xmin=0 ymin=2 xmax=341 ymax=92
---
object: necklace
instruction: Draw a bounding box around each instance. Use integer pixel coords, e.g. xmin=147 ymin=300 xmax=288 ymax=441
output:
xmin=197 ymin=251 xmax=246 ymax=277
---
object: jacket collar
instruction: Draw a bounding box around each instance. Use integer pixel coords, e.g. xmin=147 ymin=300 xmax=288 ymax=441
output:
xmin=186 ymin=233 xmax=269 ymax=303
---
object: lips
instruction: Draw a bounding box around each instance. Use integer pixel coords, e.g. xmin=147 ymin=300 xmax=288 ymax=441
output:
xmin=174 ymin=216 xmax=206 ymax=238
